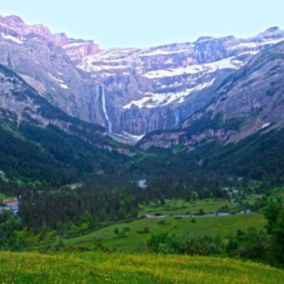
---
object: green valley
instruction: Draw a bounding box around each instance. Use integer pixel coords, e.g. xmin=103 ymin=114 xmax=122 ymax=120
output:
xmin=65 ymin=213 xmax=265 ymax=252
xmin=0 ymin=8 xmax=284 ymax=284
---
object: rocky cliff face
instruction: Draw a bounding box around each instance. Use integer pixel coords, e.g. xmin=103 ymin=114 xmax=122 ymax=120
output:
xmin=0 ymin=64 xmax=137 ymax=183
xmin=0 ymin=15 xmax=100 ymax=59
xmin=1 ymin=15 xmax=284 ymax=142
xmin=0 ymin=15 xmax=100 ymax=123
xmin=77 ymin=27 xmax=284 ymax=137
xmin=138 ymin=41 xmax=284 ymax=150
xmin=0 ymin=62 xmax=136 ymax=158
xmin=0 ymin=63 xmax=102 ymax=142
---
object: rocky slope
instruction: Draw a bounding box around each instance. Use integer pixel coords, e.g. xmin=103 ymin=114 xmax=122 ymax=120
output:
xmin=1 ymin=15 xmax=284 ymax=141
xmin=138 ymin=41 xmax=284 ymax=150
xmin=0 ymin=63 xmax=134 ymax=183
xmin=0 ymin=15 xmax=100 ymax=123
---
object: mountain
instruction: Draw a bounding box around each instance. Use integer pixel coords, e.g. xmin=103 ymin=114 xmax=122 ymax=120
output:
xmin=1 ymin=14 xmax=284 ymax=182
xmin=77 ymin=27 xmax=284 ymax=136
xmin=136 ymin=41 xmax=284 ymax=180
xmin=0 ymin=15 xmax=101 ymax=125
xmin=139 ymin=41 xmax=284 ymax=149
xmin=1 ymin=15 xmax=284 ymax=142
xmin=0 ymin=63 xmax=134 ymax=184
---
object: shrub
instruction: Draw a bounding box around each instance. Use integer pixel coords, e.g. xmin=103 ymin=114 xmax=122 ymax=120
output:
xmin=137 ymin=227 xmax=150 ymax=234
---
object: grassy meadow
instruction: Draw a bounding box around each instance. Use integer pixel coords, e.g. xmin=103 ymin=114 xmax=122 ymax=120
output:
xmin=0 ymin=251 xmax=283 ymax=284
xmin=1 ymin=196 xmax=280 ymax=283
xmin=139 ymin=198 xmax=234 ymax=216
xmin=65 ymin=213 xmax=266 ymax=252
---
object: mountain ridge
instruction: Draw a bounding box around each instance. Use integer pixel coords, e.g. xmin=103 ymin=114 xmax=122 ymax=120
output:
xmin=1 ymin=15 xmax=284 ymax=140
xmin=1 ymin=15 xmax=284 ymax=183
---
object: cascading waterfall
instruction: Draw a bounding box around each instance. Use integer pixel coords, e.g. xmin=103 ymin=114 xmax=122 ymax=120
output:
xmin=175 ymin=109 xmax=181 ymax=126
xmin=100 ymin=85 xmax=112 ymax=133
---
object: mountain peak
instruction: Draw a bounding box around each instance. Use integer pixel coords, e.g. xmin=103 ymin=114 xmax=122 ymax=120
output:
xmin=27 ymin=24 xmax=52 ymax=38
xmin=258 ymin=26 xmax=283 ymax=38
xmin=196 ymin=36 xmax=214 ymax=42
xmin=0 ymin=15 xmax=27 ymax=32
xmin=0 ymin=15 xmax=26 ymax=25
xmin=264 ymin=26 xmax=280 ymax=33
xmin=0 ymin=15 xmax=49 ymax=38
xmin=0 ymin=15 xmax=100 ymax=61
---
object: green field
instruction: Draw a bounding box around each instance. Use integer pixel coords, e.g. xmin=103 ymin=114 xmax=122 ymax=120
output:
xmin=65 ymin=213 xmax=266 ymax=252
xmin=0 ymin=193 xmax=10 ymax=202
xmin=139 ymin=198 xmax=234 ymax=216
xmin=0 ymin=251 xmax=283 ymax=284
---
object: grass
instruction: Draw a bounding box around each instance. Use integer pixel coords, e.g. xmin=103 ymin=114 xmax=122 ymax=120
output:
xmin=0 ymin=251 xmax=283 ymax=283
xmin=65 ymin=213 xmax=266 ymax=252
xmin=241 ymin=194 xmax=265 ymax=205
xmin=0 ymin=193 xmax=11 ymax=202
xmin=139 ymin=198 xmax=233 ymax=216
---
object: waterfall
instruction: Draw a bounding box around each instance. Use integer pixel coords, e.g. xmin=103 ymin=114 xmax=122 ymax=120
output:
xmin=100 ymin=85 xmax=112 ymax=133
xmin=175 ymin=109 xmax=180 ymax=126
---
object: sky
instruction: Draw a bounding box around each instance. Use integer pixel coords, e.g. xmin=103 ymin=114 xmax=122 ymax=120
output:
xmin=1 ymin=0 xmax=284 ymax=48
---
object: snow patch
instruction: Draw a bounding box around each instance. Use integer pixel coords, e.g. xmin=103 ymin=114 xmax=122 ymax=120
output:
xmin=78 ymin=56 xmax=131 ymax=73
xmin=0 ymin=33 xmax=23 ymax=44
xmin=122 ymin=132 xmax=144 ymax=141
xmin=123 ymin=79 xmax=215 ymax=109
xmin=261 ymin=122 xmax=271 ymax=129
xmin=48 ymin=73 xmax=69 ymax=89
xmin=48 ymin=73 xmax=64 ymax=83
xmin=139 ymin=48 xmax=192 ymax=57
xmin=60 ymin=83 xmax=69 ymax=89
xmin=63 ymin=42 xmax=89 ymax=49
xmin=143 ymin=58 xmax=242 ymax=79
xmin=230 ymin=38 xmax=284 ymax=51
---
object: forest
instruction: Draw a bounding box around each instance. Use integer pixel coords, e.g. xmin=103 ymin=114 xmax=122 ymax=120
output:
xmin=0 ymin=174 xmax=283 ymax=267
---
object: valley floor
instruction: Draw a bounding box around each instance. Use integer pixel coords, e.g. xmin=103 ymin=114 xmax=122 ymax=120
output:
xmin=66 ymin=210 xmax=265 ymax=252
xmin=0 ymin=251 xmax=283 ymax=284
xmin=0 ymin=193 xmax=269 ymax=253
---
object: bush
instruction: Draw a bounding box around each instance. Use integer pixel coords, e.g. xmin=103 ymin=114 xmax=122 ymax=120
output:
xmin=147 ymin=233 xmax=224 ymax=256
xmin=264 ymin=199 xmax=284 ymax=264
xmin=182 ymin=235 xmax=225 ymax=256
xmin=226 ymin=228 xmax=268 ymax=259
xmin=147 ymin=233 xmax=183 ymax=254
xmin=197 ymin=209 xmax=205 ymax=215
xmin=137 ymin=227 xmax=150 ymax=234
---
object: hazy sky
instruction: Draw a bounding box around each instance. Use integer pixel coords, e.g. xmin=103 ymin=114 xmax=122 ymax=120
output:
xmin=1 ymin=0 xmax=284 ymax=48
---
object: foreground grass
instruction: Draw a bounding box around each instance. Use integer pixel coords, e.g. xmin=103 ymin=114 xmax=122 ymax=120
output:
xmin=66 ymin=213 xmax=265 ymax=252
xmin=0 ymin=251 xmax=283 ymax=283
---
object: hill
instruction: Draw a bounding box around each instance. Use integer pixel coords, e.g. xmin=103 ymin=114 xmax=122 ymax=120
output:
xmin=65 ymin=213 xmax=265 ymax=252
xmin=0 ymin=251 xmax=283 ymax=283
